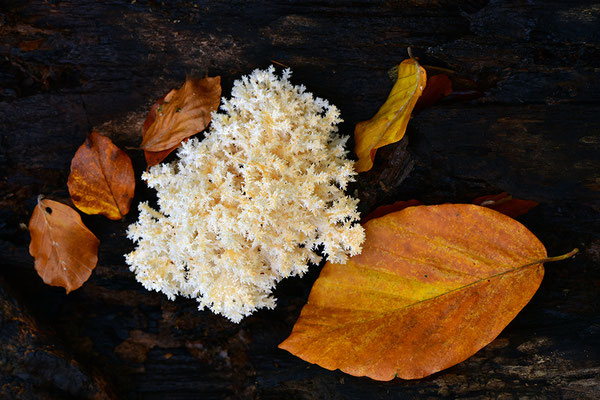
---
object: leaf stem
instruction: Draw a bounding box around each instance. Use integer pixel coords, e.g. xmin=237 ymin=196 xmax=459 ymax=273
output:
xmin=270 ymin=59 xmax=290 ymax=68
xmin=523 ymin=248 xmax=579 ymax=268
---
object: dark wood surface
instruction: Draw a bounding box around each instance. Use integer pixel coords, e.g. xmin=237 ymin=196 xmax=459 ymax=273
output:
xmin=1 ymin=1 xmax=598 ymax=398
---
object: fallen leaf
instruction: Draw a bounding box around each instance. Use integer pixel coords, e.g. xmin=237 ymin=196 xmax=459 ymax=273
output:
xmin=143 ymin=95 xmax=167 ymax=134
xmin=68 ymin=131 xmax=135 ymax=220
xmin=413 ymin=74 xmax=452 ymax=114
xmin=144 ymin=147 xmax=176 ymax=168
xmin=144 ymin=144 xmax=181 ymax=167
xmin=142 ymin=94 xmax=189 ymax=167
xmin=354 ymin=59 xmax=426 ymax=172
xmin=28 ymin=196 xmax=99 ymax=293
xmin=417 ymin=68 xmax=483 ymax=105
xmin=365 ymin=193 xmax=537 ymax=224
xmin=473 ymin=192 xmax=538 ymax=218
xmin=280 ymin=204 xmax=555 ymax=381
xmin=140 ymin=76 xmax=221 ymax=152
xmin=362 ymin=199 xmax=422 ymax=224
xmin=143 ymin=94 xmax=172 ymax=166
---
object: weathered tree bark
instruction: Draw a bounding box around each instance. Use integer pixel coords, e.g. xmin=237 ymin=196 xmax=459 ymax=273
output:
xmin=1 ymin=0 xmax=598 ymax=398
xmin=0 ymin=276 xmax=115 ymax=399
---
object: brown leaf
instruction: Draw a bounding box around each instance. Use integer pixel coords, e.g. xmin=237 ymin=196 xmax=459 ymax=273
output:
xmin=28 ymin=196 xmax=99 ymax=293
xmin=279 ymin=204 xmax=556 ymax=380
xmin=365 ymin=193 xmax=538 ymax=224
xmin=143 ymin=94 xmax=167 ymax=134
xmin=144 ymin=138 xmax=189 ymax=168
xmin=140 ymin=76 xmax=221 ymax=152
xmin=142 ymin=94 xmax=180 ymax=167
xmin=473 ymin=192 xmax=538 ymax=218
xmin=413 ymin=74 xmax=452 ymax=114
xmin=67 ymin=131 xmax=135 ymax=220
xmin=144 ymin=145 xmax=179 ymax=167
xmin=362 ymin=199 xmax=422 ymax=224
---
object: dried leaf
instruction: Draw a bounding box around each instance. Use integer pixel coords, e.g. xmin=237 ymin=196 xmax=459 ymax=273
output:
xmin=473 ymin=192 xmax=538 ymax=218
xmin=28 ymin=196 xmax=99 ymax=293
xmin=68 ymin=131 xmax=135 ymax=220
xmin=142 ymin=94 xmax=187 ymax=167
xmin=144 ymin=146 xmax=178 ymax=168
xmin=280 ymin=204 xmax=551 ymax=381
xmin=413 ymin=74 xmax=452 ymax=114
xmin=364 ymin=192 xmax=538 ymax=225
xmin=143 ymin=94 xmax=167 ymax=134
xmin=362 ymin=199 xmax=422 ymax=224
xmin=144 ymin=137 xmax=189 ymax=168
xmin=354 ymin=59 xmax=426 ymax=172
xmin=143 ymin=94 xmax=173 ymax=166
xmin=140 ymin=76 xmax=221 ymax=152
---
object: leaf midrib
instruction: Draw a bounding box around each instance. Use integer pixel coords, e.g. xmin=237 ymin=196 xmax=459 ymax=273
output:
xmin=303 ymin=258 xmax=543 ymax=332
xmin=374 ymin=63 xmax=422 ymax=139
xmin=38 ymin=200 xmax=62 ymax=283
xmin=93 ymin=139 xmax=123 ymax=218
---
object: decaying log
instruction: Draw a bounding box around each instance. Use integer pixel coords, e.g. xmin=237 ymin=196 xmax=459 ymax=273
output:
xmin=1 ymin=0 xmax=598 ymax=398
xmin=0 ymin=277 xmax=115 ymax=399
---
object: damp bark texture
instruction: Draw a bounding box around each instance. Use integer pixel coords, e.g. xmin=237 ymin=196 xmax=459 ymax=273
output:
xmin=1 ymin=1 xmax=599 ymax=398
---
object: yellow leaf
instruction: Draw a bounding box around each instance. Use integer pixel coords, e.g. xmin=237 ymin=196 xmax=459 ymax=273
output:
xmin=354 ymin=59 xmax=426 ymax=172
xmin=280 ymin=204 xmax=576 ymax=380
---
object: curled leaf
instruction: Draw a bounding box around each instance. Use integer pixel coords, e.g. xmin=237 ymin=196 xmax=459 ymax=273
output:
xmin=140 ymin=76 xmax=221 ymax=152
xmin=354 ymin=59 xmax=426 ymax=172
xmin=280 ymin=204 xmax=551 ymax=381
xmin=28 ymin=196 xmax=99 ymax=293
xmin=68 ymin=131 xmax=135 ymax=220
xmin=473 ymin=192 xmax=538 ymax=218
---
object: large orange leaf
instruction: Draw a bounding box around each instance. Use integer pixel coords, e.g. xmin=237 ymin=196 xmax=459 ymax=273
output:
xmin=354 ymin=59 xmax=426 ymax=172
xmin=280 ymin=204 xmax=552 ymax=381
xmin=140 ymin=76 xmax=221 ymax=152
xmin=28 ymin=196 xmax=99 ymax=293
xmin=68 ymin=131 xmax=135 ymax=220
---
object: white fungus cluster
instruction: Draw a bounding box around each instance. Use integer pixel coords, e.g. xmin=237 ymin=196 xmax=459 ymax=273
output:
xmin=126 ymin=66 xmax=365 ymax=322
